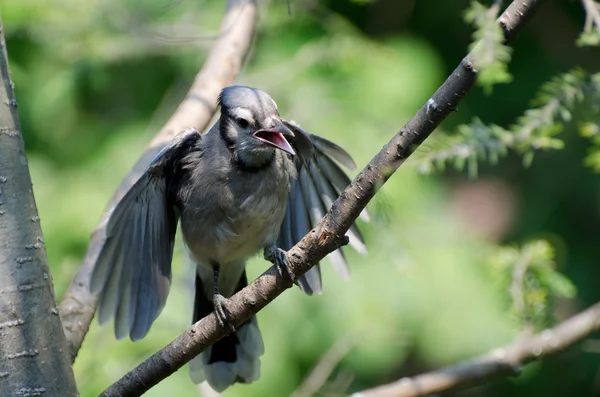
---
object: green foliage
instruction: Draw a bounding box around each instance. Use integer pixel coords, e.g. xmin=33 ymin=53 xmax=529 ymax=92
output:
xmin=464 ymin=1 xmax=513 ymax=93
xmin=413 ymin=120 xmax=513 ymax=178
xmin=576 ymin=31 xmax=600 ymax=47
xmin=578 ymin=73 xmax=600 ymax=170
xmin=489 ymin=240 xmax=576 ymax=330
xmin=413 ymin=69 xmax=600 ymax=176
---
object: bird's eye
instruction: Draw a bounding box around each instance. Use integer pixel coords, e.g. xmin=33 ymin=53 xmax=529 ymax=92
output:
xmin=236 ymin=118 xmax=250 ymax=129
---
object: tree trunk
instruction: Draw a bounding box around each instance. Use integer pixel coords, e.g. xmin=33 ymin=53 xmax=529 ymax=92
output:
xmin=0 ymin=20 xmax=78 ymax=396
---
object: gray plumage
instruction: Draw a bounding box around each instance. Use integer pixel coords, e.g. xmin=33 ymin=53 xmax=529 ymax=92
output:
xmin=90 ymin=85 xmax=367 ymax=392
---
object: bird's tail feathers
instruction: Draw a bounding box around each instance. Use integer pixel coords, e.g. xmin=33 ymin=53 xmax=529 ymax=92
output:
xmin=189 ymin=316 xmax=263 ymax=392
xmin=189 ymin=271 xmax=264 ymax=392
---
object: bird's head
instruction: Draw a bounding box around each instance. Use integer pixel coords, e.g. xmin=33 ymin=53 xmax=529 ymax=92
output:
xmin=219 ymin=86 xmax=295 ymax=168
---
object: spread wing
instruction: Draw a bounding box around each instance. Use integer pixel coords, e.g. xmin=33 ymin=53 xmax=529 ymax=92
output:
xmin=277 ymin=121 xmax=368 ymax=295
xmin=90 ymin=128 xmax=202 ymax=341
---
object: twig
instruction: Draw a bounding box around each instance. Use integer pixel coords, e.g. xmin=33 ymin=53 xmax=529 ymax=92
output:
xmin=352 ymin=302 xmax=600 ymax=397
xmin=509 ymin=254 xmax=529 ymax=320
xmin=325 ymin=370 xmax=356 ymax=397
xmin=97 ymin=0 xmax=546 ymax=396
xmin=57 ymin=0 xmax=258 ymax=361
xmin=581 ymin=0 xmax=600 ymax=34
xmin=153 ymin=1 xmax=251 ymax=44
xmin=291 ymin=333 xmax=358 ymax=397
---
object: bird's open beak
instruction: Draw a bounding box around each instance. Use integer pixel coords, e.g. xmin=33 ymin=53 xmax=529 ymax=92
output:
xmin=253 ymin=120 xmax=295 ymax=155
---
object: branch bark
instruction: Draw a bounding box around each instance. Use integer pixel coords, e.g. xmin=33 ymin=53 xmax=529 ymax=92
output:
xmin=353 ymin=302 xmax=600 ymax=397
xmin=58 ymin=0 xmax=258 ymax=361
xmin=97 ymin=0 xmax=546 ymax=396
xmin=0 ymin=20 xmax=78 ymax=396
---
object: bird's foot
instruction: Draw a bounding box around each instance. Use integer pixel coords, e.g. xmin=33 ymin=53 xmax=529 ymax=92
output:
xmin=213 ymin=294 xmax=235 ymax=332
xmin=265 ymin=246 xmax=296 ymax=282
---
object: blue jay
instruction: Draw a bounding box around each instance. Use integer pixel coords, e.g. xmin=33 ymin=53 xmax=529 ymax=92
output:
xmin=90 ymin=86 xmax=367 ymax=392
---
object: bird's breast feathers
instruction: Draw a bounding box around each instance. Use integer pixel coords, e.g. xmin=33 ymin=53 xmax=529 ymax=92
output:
xmin=180 ymin=152 xmax=294 ymax=266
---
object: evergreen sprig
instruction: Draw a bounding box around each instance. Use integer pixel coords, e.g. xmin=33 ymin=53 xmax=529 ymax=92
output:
xmin=464 ymin=1 xmax=513 ymax=92
xmin=489 ymin=240 xmax=576 ymax=330
xmin=413 ymin=69 xmax=600 ymax=176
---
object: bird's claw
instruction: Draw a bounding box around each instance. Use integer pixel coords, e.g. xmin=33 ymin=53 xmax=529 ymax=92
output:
xmin=265 ymin=246 xmax=296 ymax=282
xmin=213 ymin=294 xmax=235 ymax=332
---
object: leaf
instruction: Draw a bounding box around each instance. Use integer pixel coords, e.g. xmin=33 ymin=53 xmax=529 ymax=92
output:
xmin=464 ymin=1 xmax=513 ymax=91
xmin=576 ymin=31 xmax=600 ymax=47
xmin=538 ymin=271 xmax=577 ymax=299
xmin=523 ymin=151 xmax=534 ymax=168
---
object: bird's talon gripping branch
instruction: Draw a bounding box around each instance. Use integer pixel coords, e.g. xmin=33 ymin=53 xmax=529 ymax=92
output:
xmin=212 ymin=266 xmax=235 ymax=332
xmin=213 ymin=293 xmax=235 ymax=332
xmin=265 ymin=246 xmax=296 ymax=283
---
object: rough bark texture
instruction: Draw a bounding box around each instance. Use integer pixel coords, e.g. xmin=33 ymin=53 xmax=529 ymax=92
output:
xmin=98 ymin=0 xmax=547 ymax=396
xmin=0 ymin=22 xmax=78 ymax=396
xmin=58 ymin=0 xmax=258 ymax=361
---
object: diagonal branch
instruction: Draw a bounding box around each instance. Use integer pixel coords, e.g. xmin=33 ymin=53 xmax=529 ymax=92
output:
xmin=353 ymin=302 xmax=600 ymax=397
xmin=97 ymin=0 xmax=546 ymax=396
xmin=58 ymin=0 xmax=258 ymax=361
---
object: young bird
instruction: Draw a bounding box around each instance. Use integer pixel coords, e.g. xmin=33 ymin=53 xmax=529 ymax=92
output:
xmin=90 ymin=85 xmax=367 ymax=392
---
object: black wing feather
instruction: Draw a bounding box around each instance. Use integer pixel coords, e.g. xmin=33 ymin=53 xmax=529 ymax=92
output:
xmin=90 ymin=128 xmax=202 ymax=341
xmin=280 ymin=121 xmax=368 ymax=295
xmin=284 ymin=180 xmax=323 ymax=295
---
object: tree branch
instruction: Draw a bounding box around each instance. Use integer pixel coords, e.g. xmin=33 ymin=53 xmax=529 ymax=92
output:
xmin=353 ymin=302 xmax=600 ymax=397
xmin=0 ymin=19 xmax=78 ymax=396
xmin=58 ymin=0 xmax=258 ymax=361
xmin=97 ymin=0 xmax=546 ymax=396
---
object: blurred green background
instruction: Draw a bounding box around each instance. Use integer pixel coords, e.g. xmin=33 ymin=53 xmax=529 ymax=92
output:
xmin=3 ymin=0 xmax=600 ymax=396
